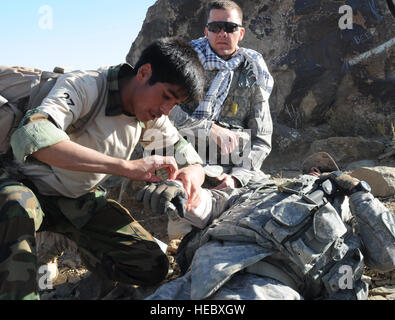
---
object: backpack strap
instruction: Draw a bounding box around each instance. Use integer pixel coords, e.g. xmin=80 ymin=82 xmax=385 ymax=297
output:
xmin=6 ymin=101 xmax=23 ymax=120
xmin=28 ymin=70 xmax=63 ymax=110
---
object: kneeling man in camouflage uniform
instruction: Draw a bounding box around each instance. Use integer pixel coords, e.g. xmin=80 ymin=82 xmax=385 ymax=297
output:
xmin=138 ymin=152 xmax=395 ymax=299
xmin=0 ymin=38 xmax=206 ymax=299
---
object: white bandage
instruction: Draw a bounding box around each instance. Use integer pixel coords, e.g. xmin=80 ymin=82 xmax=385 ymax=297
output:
xmin=167 ymin=186 xmax=213 ymax=239
xmin=183 ymin=188 xmax=212 ymax=229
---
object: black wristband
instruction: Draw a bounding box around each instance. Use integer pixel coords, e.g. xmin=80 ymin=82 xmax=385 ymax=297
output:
xmin=349 ymin=180 xmax=371 ymax=195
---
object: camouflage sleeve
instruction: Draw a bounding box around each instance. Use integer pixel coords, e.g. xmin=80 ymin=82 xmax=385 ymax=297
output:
xmin=173 ymin=135 xmax=203 ymax=167
xmin=231 ymin=86 xmax=273 ymax=186
xmin=349 ymin=191 xmax=395 ymax=272
xmin=168 ymin=105 xmax=213 ymax=137
xmin=140 ymin=117 xmax=203 ymax=168
xmin=10 ymin=109 xmax=70 ymax=163
xmin=208 ymin=187 xmax=249 ymax=220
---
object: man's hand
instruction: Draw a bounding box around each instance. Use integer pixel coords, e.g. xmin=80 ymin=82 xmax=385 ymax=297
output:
xmin=136 ymin=180 xmax=188 ymax=216
xmin=214 ymin=173 xmax=240 ymax=190
xmin=175 ymin=164 xmax=205 ymax=211
xmin=319 ymin=171 xmax=359 ymax=195
xmin=125 ymin=155 xmax=178 ymax=182
xmin=210 ymin=123 xmax=240 ymax=155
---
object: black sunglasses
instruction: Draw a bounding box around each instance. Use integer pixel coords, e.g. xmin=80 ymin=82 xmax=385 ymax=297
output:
xmin=206 ymin=21 xmax=242 ymax=33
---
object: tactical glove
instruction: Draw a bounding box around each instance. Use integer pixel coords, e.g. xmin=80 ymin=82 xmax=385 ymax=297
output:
xmin=136 ymin=180 xmax=188 ymax=217
xmin=318 ymin=171 xmax=359 ymax=195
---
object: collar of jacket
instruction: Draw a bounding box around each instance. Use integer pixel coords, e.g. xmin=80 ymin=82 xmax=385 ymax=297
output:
xmin=105 ymin=63 xmax=136 ymax=117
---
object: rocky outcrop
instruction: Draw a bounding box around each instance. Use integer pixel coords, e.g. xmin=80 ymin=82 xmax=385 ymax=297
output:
xmin=308 ymin=136 xmax=386 ymax=163
xmin=350 ymin=166 xmax=395 ymax=197
xmin=126 ymin=0 xmax=395 ymax=165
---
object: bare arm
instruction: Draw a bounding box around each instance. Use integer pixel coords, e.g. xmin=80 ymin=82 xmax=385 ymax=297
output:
xmin=209 ymin=123 xmax=241 ymax=155
xmin=32 ymin=140 xmax=178 ymax=182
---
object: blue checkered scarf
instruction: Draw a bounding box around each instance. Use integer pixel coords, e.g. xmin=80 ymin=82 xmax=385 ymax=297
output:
xmin=190 ymin=37 xmax=273 ymax=120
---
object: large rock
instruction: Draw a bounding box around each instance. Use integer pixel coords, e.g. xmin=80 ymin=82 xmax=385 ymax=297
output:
xmin=123 ymin=0 xmax=395 ymax=180
xmin=350 ymin=166 xmax=395 ymax=197
xmin=126 ymin=0 xmax=395 ymax=153
xmin=346 ymin=159 xmax=377 ymax=171
xmin=308 ymin=136 xmax=386 ymax=164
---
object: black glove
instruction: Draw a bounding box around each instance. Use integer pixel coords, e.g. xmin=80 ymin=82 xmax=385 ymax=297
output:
xmin=318 ymin=171 xmax=359 ymax=195
xmin=136 ymin=180 xmax=188 ymax=217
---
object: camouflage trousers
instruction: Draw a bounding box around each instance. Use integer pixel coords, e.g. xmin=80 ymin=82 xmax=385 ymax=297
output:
xmin=0 ymin=179 xmax=169 ymax=300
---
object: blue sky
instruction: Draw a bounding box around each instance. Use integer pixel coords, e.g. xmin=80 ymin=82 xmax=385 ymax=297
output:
xmin=0 ymin=0 xmax=157 ymax=71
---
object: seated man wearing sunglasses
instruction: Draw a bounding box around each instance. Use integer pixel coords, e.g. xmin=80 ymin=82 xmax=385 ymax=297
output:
xmin=169 ymin=0 xmax=274 ymax=190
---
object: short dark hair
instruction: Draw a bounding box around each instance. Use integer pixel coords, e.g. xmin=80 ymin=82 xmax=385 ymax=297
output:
xmin=135 ymin=37 xmax=205 ymax=105
xmin=206 ymin=0 xmax=243 ymax=23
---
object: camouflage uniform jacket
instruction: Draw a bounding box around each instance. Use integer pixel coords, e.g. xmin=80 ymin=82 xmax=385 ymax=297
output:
xmin=148 ymin=176 xmax=395 ymax=300
xmin=169 ymin=59 xmax=273 ymax=187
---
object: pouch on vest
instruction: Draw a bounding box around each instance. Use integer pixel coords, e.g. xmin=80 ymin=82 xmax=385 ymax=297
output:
xmin=264 ymin=193 xmax=316 ymax=244
xmin=320 ymin=248 xmax=366 ymax=299
xmin=263 ymin=192 xmax=348 ymax=275
xmin=291 ymin=203 xmax=347 ymax=274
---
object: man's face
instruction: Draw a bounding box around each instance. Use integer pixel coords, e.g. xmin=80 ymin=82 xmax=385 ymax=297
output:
xmin=122 ymin=63 xmax=187 ymax=122
xmin=205 ymin=8 xmax=245 ymax=59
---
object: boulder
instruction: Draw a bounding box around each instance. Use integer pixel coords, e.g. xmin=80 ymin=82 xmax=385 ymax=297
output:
xmin=126 ymin=0 xmax=395 ymax=152
xmin=307 ymin=136 xmax=386 ymax=164
xmin=350 ymin=166 xmax=395 ymax=197
xmin=346 ymin=160 xmax=377 ymax=171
